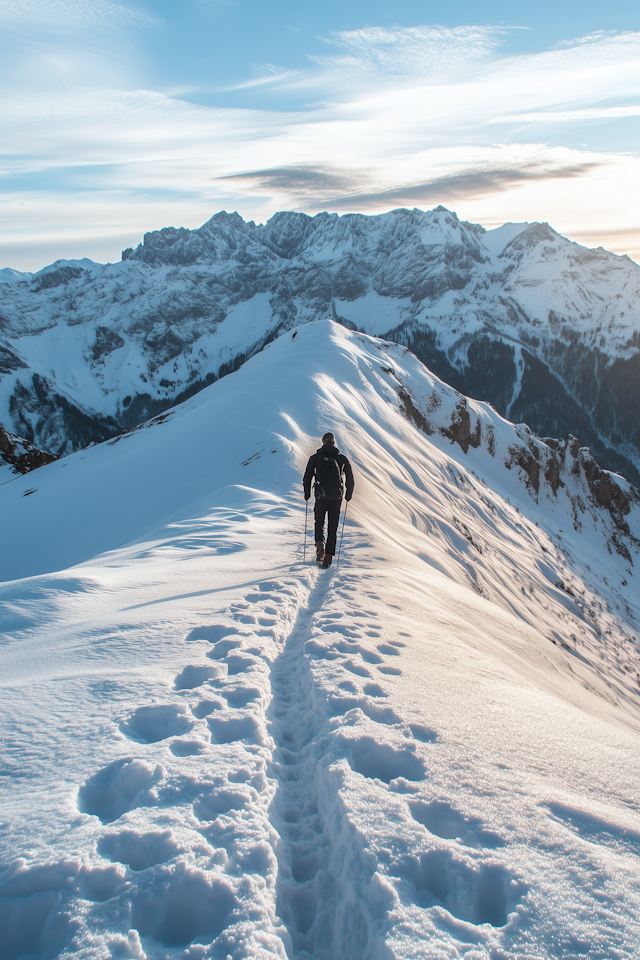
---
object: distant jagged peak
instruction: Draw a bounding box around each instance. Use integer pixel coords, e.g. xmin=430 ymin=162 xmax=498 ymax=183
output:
xmin=35 ymin=257 xmax=104 ymax=275
xmin=498 ymin=221 xmax=633 ymax=272
xmin=0 ymin=257 xmax=104 ymax=285
xmin=120 ymin=204 xmax=504 ymax=267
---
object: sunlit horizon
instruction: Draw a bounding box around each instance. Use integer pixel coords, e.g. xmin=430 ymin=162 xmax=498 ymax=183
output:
xmin=1 ymin=0 xmax=639 ymax=271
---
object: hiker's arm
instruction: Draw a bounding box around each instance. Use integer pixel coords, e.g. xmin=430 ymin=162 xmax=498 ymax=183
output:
xmin=344 ymin=459 xmax=354 ymax=501
xmin=303 ymin=455 xmax=316 ymax=500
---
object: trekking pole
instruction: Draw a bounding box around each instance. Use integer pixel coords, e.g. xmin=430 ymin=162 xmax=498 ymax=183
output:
xmin=303 ymin=499 xmax=308 ymax=563
xmin=337 ymin=501 xmax=348 ymax=566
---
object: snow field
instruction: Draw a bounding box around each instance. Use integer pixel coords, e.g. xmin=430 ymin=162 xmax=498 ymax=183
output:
xmin=1 ymin=320 xmax=640 ymax=958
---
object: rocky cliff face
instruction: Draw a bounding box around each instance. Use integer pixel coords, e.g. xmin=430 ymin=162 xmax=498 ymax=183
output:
xmin=396 ymin=374 xmax=639 ymax=565
xmin=0 ymin=208 xmax=638 ymax=483
xmin=0 ymin=423 xmax=58 ymax=477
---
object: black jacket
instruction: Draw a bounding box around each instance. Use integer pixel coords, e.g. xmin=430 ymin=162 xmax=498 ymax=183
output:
xmin=303 ymin=443 xmax=355 ymax=502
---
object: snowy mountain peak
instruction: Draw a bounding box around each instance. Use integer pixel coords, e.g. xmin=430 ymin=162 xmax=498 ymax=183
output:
xmin=121 ymin=206 xmax=489 ymax=268
xmin=1 ymin=206 xmax=639 ymax=489
xmin=480 ymin=221 xmax=530 ymax=256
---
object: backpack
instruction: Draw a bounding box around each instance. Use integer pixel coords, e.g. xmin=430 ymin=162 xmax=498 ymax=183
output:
xmin=314 ymin=455 xmax=344 ymax=500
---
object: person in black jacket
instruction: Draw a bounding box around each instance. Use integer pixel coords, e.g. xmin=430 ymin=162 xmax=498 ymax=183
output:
xmin=303 ymin=432 xmax=354 ymax=568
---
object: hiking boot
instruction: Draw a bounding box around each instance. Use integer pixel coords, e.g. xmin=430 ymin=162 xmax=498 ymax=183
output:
xmin=322 ymin=552 xmax=333 ymax=569
xmin=315 ymin=542 xmax=325 ymax=562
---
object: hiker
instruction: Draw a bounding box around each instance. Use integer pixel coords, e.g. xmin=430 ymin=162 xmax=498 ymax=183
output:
xmin=303 ymin=432 xmax=354 ymax=568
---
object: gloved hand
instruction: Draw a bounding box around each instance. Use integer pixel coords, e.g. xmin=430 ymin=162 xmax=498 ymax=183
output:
xmin=345 ymin=493 xmax=352 ymax=502
xmin=304 ymin=493 xmax=310 ymax=501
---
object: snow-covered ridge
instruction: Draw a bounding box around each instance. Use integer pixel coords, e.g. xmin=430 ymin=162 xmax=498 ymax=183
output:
xmin=1 ymin=207 xmax=639 ymax=484
xmin=1 ymin=320 xmax=639 ymax=957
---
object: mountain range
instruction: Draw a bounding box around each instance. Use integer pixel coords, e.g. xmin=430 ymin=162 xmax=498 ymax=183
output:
xmin=1 ymin=207 xmax=639 ymax=485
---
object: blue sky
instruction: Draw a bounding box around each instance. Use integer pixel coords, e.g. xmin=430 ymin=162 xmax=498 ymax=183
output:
xmin=1 ymin=0 xmax=639 ymax=269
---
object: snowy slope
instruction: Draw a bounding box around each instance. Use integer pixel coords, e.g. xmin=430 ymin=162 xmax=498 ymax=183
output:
xmin=1 ymin=321 xmax=639 ymax=959
xmin=1 ymin=208 xmax=639 ymax=484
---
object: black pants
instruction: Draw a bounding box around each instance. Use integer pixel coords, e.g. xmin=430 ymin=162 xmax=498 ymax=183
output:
xmin=314 ymin=498 xmax=341 ymax=555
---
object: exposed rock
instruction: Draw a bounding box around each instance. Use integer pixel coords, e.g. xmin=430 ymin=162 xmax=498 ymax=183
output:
xmin=505 ymin=444 xmax=540 ymax=495
xmin=544 ymin=453 xmax=565 ymax=495
xmin=0 ymin=423 xmax=58 ymax=474
xmin=398 ymin=389 xmax=433 ymax=435
xmin=579 ymin=450 xmax=638 ymax=540
xmin=440 ymin=400 xmax=481 ymax=454
xmin=485 ymin=423 xmax=496 ymax=457
xmin=8 ymin=373 xmax=120 ymax=455
xmin=0 ymin=346 xmax=28 ymax=374
xmin=32 ymin=265 xmax=84 ymax=291
xmin=92 ymin=326 xmax=125 ymax=362
xmin=393 ymin=359 xmax=639 ymax=564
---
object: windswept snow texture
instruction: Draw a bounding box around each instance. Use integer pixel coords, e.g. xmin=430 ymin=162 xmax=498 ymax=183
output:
xmin=1 ymin=321 xmax=640 ymax=959
xmin=1 ymin=208 xmax=639 ymax=485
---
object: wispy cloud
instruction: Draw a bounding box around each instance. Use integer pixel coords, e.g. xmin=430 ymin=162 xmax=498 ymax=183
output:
xmin=312 ymin=23 xmax=505 ymax=81
xmin=215 ymin=164 xmax=361 ymax=196
xmin=221 ymin=65 xmax=303 ymax=92
xmin=0 ymin=0 xmax=154 ymax=25
xmin=216 ymin=158 xmax=604 ymax=211
xmin=1 ymin=20 xmax=639 ymax=268
xmin=489 ymin=105 xmax=640 ymax=125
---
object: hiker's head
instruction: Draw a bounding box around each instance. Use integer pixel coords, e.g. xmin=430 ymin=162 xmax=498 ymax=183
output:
xmin=322 ymin=432 xmax=336 ymax=445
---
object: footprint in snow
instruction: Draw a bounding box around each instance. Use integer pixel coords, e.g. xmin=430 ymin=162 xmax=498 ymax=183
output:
xmin=398 ymin=851 xmax=517 ymax=927
xmin=220 ymin=686 xmax=261 ymax=708
xmin=342 ymin=659 xmax=371 ymax=678
xmin=329 ymin=696 xmax=401 ymax=726
xmin=78 ymin=757 xmax=165 ymax=823
xmin=120 ymin=704 xmax=194 ymax=744
xmin=208 ymin=715 xmax=261 ymax=745
xmin=98 ymin=829 xmax=180 ymax=871
xmin=130 ymin=869 xmax=236 ymax=947
xmin=408 ymin=724 xmax=438 ymax=743
xmin=224 ymin=653 xmax=260 ymax=675
xmin=184 ymin=624 xmax=241 ymax=644
xmin=193 ymin=699 xmax=223 ymax=718
xmin=358 ymin=648 xmax=384 ymax=664
xmin=193 ymin=788 xmax=250 ymax=820
xmin=338 ymin=734 xmax=426 ymax=783
xmin=409 ymin=799 xmax=503 ymax=847
xmin=207 ymin=638 xmax=243 ymax=659
xmin=377 ymin=643 xmax=401 ymax=656
xmin=329 ymin=623 xmax=363 ymax=638
xmin=363 ymin=683 xmax=387 ymax=697
xmin=173 ymin=664 xmax=224 ymax=690
xmin=170 ymin=740 xmax=207 ymax=757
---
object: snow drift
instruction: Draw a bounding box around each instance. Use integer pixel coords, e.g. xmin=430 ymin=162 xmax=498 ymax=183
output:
xmin=0 ymin=321 xmax=639 ymax=959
